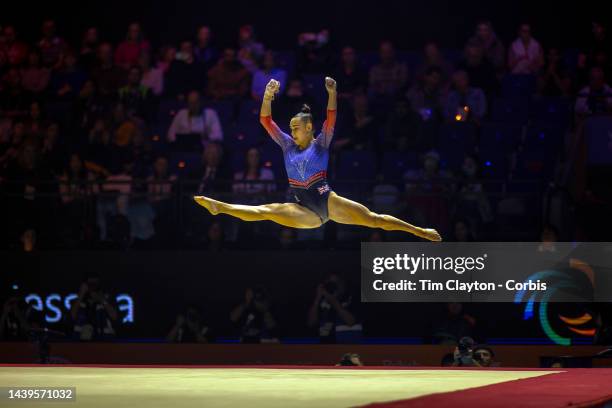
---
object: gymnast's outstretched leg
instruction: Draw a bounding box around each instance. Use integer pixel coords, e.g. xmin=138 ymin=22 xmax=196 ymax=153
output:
xmin=194 ymin=196 xmax=322 ymax=229
xmin=327 ymin=192 xmax=442 ymax=241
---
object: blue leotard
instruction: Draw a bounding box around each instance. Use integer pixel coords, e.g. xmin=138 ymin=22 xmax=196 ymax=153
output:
xmin=260 ymin=110 xmax=336 ymax=222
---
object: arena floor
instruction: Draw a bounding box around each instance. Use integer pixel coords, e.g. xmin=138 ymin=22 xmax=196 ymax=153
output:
xmin=1 ymin=366 xmax=611 ymax=408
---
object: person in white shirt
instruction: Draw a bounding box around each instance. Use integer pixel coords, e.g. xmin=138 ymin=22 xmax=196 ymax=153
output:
xmin=508 ymin=23 xmax=544 ymax=75
xmin=167 ymin=90 xmax=223 ymax=145
xmin=575 ymin=66 xmax=612 ymax=115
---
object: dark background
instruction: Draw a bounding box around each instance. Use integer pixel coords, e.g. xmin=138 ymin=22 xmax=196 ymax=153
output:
xmin=4 ymin=1 xmax=608 ymax=50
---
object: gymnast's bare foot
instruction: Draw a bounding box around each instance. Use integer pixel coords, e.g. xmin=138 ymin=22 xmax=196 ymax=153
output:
xmin=194 ymin=196 xmax=221 ymax=215
xmin=419 ymin=228 xmax=442 ymax=242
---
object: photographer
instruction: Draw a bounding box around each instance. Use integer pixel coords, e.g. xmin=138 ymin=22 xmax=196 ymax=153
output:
xmin=166 ymin=304 xmax=212 ymax=343
xmin=336 ymin=353 xmax=364 ymax=366
xmin=0 ymin=293 xmax=30 ymax=340
xmin=70 ymin=274 xmax=118 ymax=341
xmin=308 ymin=274 xmax=362 ymax=344
xmin=453 ymin=337 xmax=497 ymax=367
xmin=230 ymin=285 xmax=278 ymax=343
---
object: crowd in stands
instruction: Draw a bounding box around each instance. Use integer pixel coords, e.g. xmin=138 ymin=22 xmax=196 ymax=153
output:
xmin=1 ymin=19 xmax=611 ymax=250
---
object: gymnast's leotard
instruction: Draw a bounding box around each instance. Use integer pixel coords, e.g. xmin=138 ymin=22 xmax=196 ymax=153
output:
xmin=260 ymin=110 xmax=336 ymax=223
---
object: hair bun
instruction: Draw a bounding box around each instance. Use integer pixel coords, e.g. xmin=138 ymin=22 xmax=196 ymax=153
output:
xmin=300 ymin=104 xmax=311 ymax=114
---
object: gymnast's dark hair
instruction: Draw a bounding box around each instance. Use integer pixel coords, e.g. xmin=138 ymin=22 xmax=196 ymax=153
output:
xmin=294 ymin=104 xmax=313 ymax=124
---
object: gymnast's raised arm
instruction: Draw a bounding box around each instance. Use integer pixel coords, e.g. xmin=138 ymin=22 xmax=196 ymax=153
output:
xmin=259 ymin=79 xmax=288 ymax=147
xmin=320 ymin=76 xmax=337 ymax=148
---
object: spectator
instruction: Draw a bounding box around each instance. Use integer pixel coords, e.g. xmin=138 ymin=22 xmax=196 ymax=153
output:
xmin=165 ymin=40 xmax=205 ymax=99
xmin=383 ymin=96 xmax=422 ymax=151
xmin=70 ymin=274 xmax=118 ymax=341
xmin=251 ymin=51 xmax=287 ymax=100
xmin=404 ymin=150 xmax=451 ymax=194
xmin=308 ymin=274 xmax=362 ymax=344
xmin=230 ymin=286 xmax=279 ymax=343
xmin=190 ymin=142 xmax=231 ymax=194
xmin=275 ymin=78 xmax=317 ymax=125
xmin=167 ymin=90 xmax=223 ymax=145
xmin=37 ymin=19 xmax=67 ymax=68
xmin=453 ymin=154 xmax=493 ymax=232
xmin=75 ymin=80 xmax=108 ymax=135
xmin=538 ymin=224 xmax=558 ymax=252
xmin=0 ymin=293 xmax=31 ymax=340
xmin=333 ymin=93 xmax=377 ymax=151
xmin=79 ymin=27 xmax=100 ymax=72
xmin=97 ymin=160 xmax=134 ymax=240
xmin=118 ymin=66 xmax=153 ymax=120
xmin=575 ymin=66 xmax=612 ymax=116
xmin=369 ymin=41 xmax=408 ymax=97
xmin=277 ymin=227 xmax=298 ymax=250
xmin=40 ymin=122 xmax=64 ymax=174
xmin=406 ymin=66 xmax=446 ymax=124
xmin=444 ymin=70 xmax=487 ymax=123
xmin=581 ymin=21 xmax=612 ymax=77
xmin=404 ymin=150 xmax=452 ymax=230
xmin=50 ymin=51 xmax=87 ymax=101
xmin=147 ymin=156 xmax=177 ymax=206
xmin=20 ymin=228 xmax=37 ymax=252
xmin=91 ymin=43 xmax=126 ymax=98
xmin=508 ymin=23 xmax=544 ymax=75
xmin=232 ymin=147 xmax=276 ymax=198
xmin=114 ymin=22 xmax=150 ymax=70
xmin=0 ymin=121 xmax=25 ymax=171
xmin=157 ymin=45 xmax=176 ymax=73
xmin=296 ymin=29 xmax=333 ymax=74
xmin=139 ymin=51 xmax=163 ymax=96
xmin=20 ymin=50 xmax=50 ymax=95
xmin=194 ymin=26 xmax=217 ymax=70
xmin=238 ymin=25 xmax=265 ymax=63
xmin=0 ymin=69 xmax=30 ymax=118
xmin=457 ymin=44 xmax=499 ymax=95
xmin=207 ymin=48 xmax=250 ymax=100
xmin=58 ymin=153 xmax=97 ymax=245
xmin=472 ymin=345 xmax=498 ymax=367
xmin=466 ymin=21 xmax=505 ymax=72
xmin=451 ymin=218 xmax=476 ymax=242
xmin=414 ymin=41 xmax=453 ymax=86
xmin=147 ymin=156 xmax=176 ymax=241
xmin=537 ymin=47 xmax=572 ymax=97
xmin=336 ymin=353 xmax=364 ymax=366
xmin=206 ymin=220 xmax=226 ymax=251
xmin=333 ymin=46 xmax=368 ymax=100
xmin=166 ymin=304 xmax=212 ymax=343
xmin=1 ymin=25 xmax=29 ymax=67
xmin=432 ymin=303 xmax=476 ymax=344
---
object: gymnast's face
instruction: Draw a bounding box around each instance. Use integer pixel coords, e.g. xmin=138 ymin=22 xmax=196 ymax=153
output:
xmin=290 ymin=117 xmax=313 ymax=147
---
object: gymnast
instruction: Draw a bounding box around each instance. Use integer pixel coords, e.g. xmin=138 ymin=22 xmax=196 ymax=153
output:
xmin=195 ymin=77 xmax=441 ymax=241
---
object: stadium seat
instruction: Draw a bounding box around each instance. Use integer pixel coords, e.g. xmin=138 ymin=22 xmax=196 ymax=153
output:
xmin=584 ymin=116 xmax=612 ymax=165
xmin=335 ymin=150 xmax=377 ymax=180
xmin=491 ymin=97 xmax=530 ymax=124
xmin=275 ymin=50 xmax=296 ymax=75
xmin=157 ymin=99 xmax=185 ymax=123
xmin=529 ymin=96 xmax=572 ymax=127
xmin=479 ymin=123 xmax=522 ymax=179
xmin=501 ymin=74 xmax=537 ymax=99
xmin=302 ymin=74 xmax=327 ymax=107
xmin=437 ymin=122 xmax=477 ymax=169
xmin=237 ymin=99 xmax=261 ymax=124
xmin=225 ymin=123 xmax=265 ymax=150
xmin=169 ymin=152 xmax=201 ymax=175
xmin=381 ymin=151 xmax=419 ymax=181
xmin=208 ymin=100 xmax=235 ymax=128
